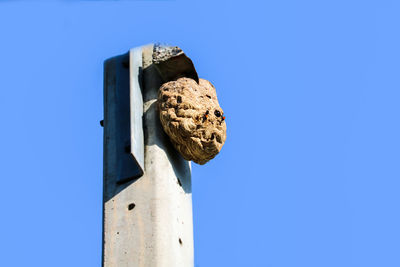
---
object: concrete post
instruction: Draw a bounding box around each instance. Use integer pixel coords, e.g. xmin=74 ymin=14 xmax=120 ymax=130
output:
xmin=102 ymin=45 xmax=194 ymax=267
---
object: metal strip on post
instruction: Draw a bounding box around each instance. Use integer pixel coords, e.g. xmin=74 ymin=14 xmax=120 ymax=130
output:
xmin=104 ymin=50 xmax=144 ymax=185
xmin=103 ymin=45 xmax=194 ymax=267
xmin=129 ymin=47 xmax=144 ymax=174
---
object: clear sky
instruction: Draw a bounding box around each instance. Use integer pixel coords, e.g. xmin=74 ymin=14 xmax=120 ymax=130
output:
xmin=1 ymin=0 xmax=400 ymax=266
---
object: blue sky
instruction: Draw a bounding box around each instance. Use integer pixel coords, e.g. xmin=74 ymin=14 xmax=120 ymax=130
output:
xmin=1 ymin=0 xmax=400 ymax=266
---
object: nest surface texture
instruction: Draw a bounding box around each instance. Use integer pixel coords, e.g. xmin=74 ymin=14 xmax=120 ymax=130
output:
xmin=158 ymin=77 xmax=226 ymax=165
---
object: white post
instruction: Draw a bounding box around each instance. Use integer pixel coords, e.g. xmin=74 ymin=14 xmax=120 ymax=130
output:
xmin=102 ymin=44 xmax=194 ymax=267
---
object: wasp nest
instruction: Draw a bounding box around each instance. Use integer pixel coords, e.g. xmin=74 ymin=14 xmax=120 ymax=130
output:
xmin=158 ymin=77 xmax=226 ymax=164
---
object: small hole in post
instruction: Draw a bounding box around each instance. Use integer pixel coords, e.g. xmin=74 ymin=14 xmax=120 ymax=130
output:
xmin=179 ymin=238 xmax=183 ymax=245
xmin=128 ymin=203 xmax=136 ymax=210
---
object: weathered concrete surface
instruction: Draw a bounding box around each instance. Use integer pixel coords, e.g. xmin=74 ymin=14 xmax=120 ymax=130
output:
xmin=158 ymin=77 xmax=227 ymax=165
xmin=152 ymin=44 xmax=199 ymax=83
xmin=103 ymin=45 xmax=194 ymax=267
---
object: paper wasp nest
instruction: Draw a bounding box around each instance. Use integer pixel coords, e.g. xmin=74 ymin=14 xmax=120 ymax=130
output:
xmin=158 ymin=77 xmax=226 ymax=165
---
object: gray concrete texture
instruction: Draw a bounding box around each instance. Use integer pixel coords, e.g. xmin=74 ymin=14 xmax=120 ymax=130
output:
xmin=103 ymin=45 xmax=193 ymax=267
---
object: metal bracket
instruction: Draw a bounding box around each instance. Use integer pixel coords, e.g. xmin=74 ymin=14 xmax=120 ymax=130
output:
xmin=104 ymin=47 xmax=144 ymax=184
